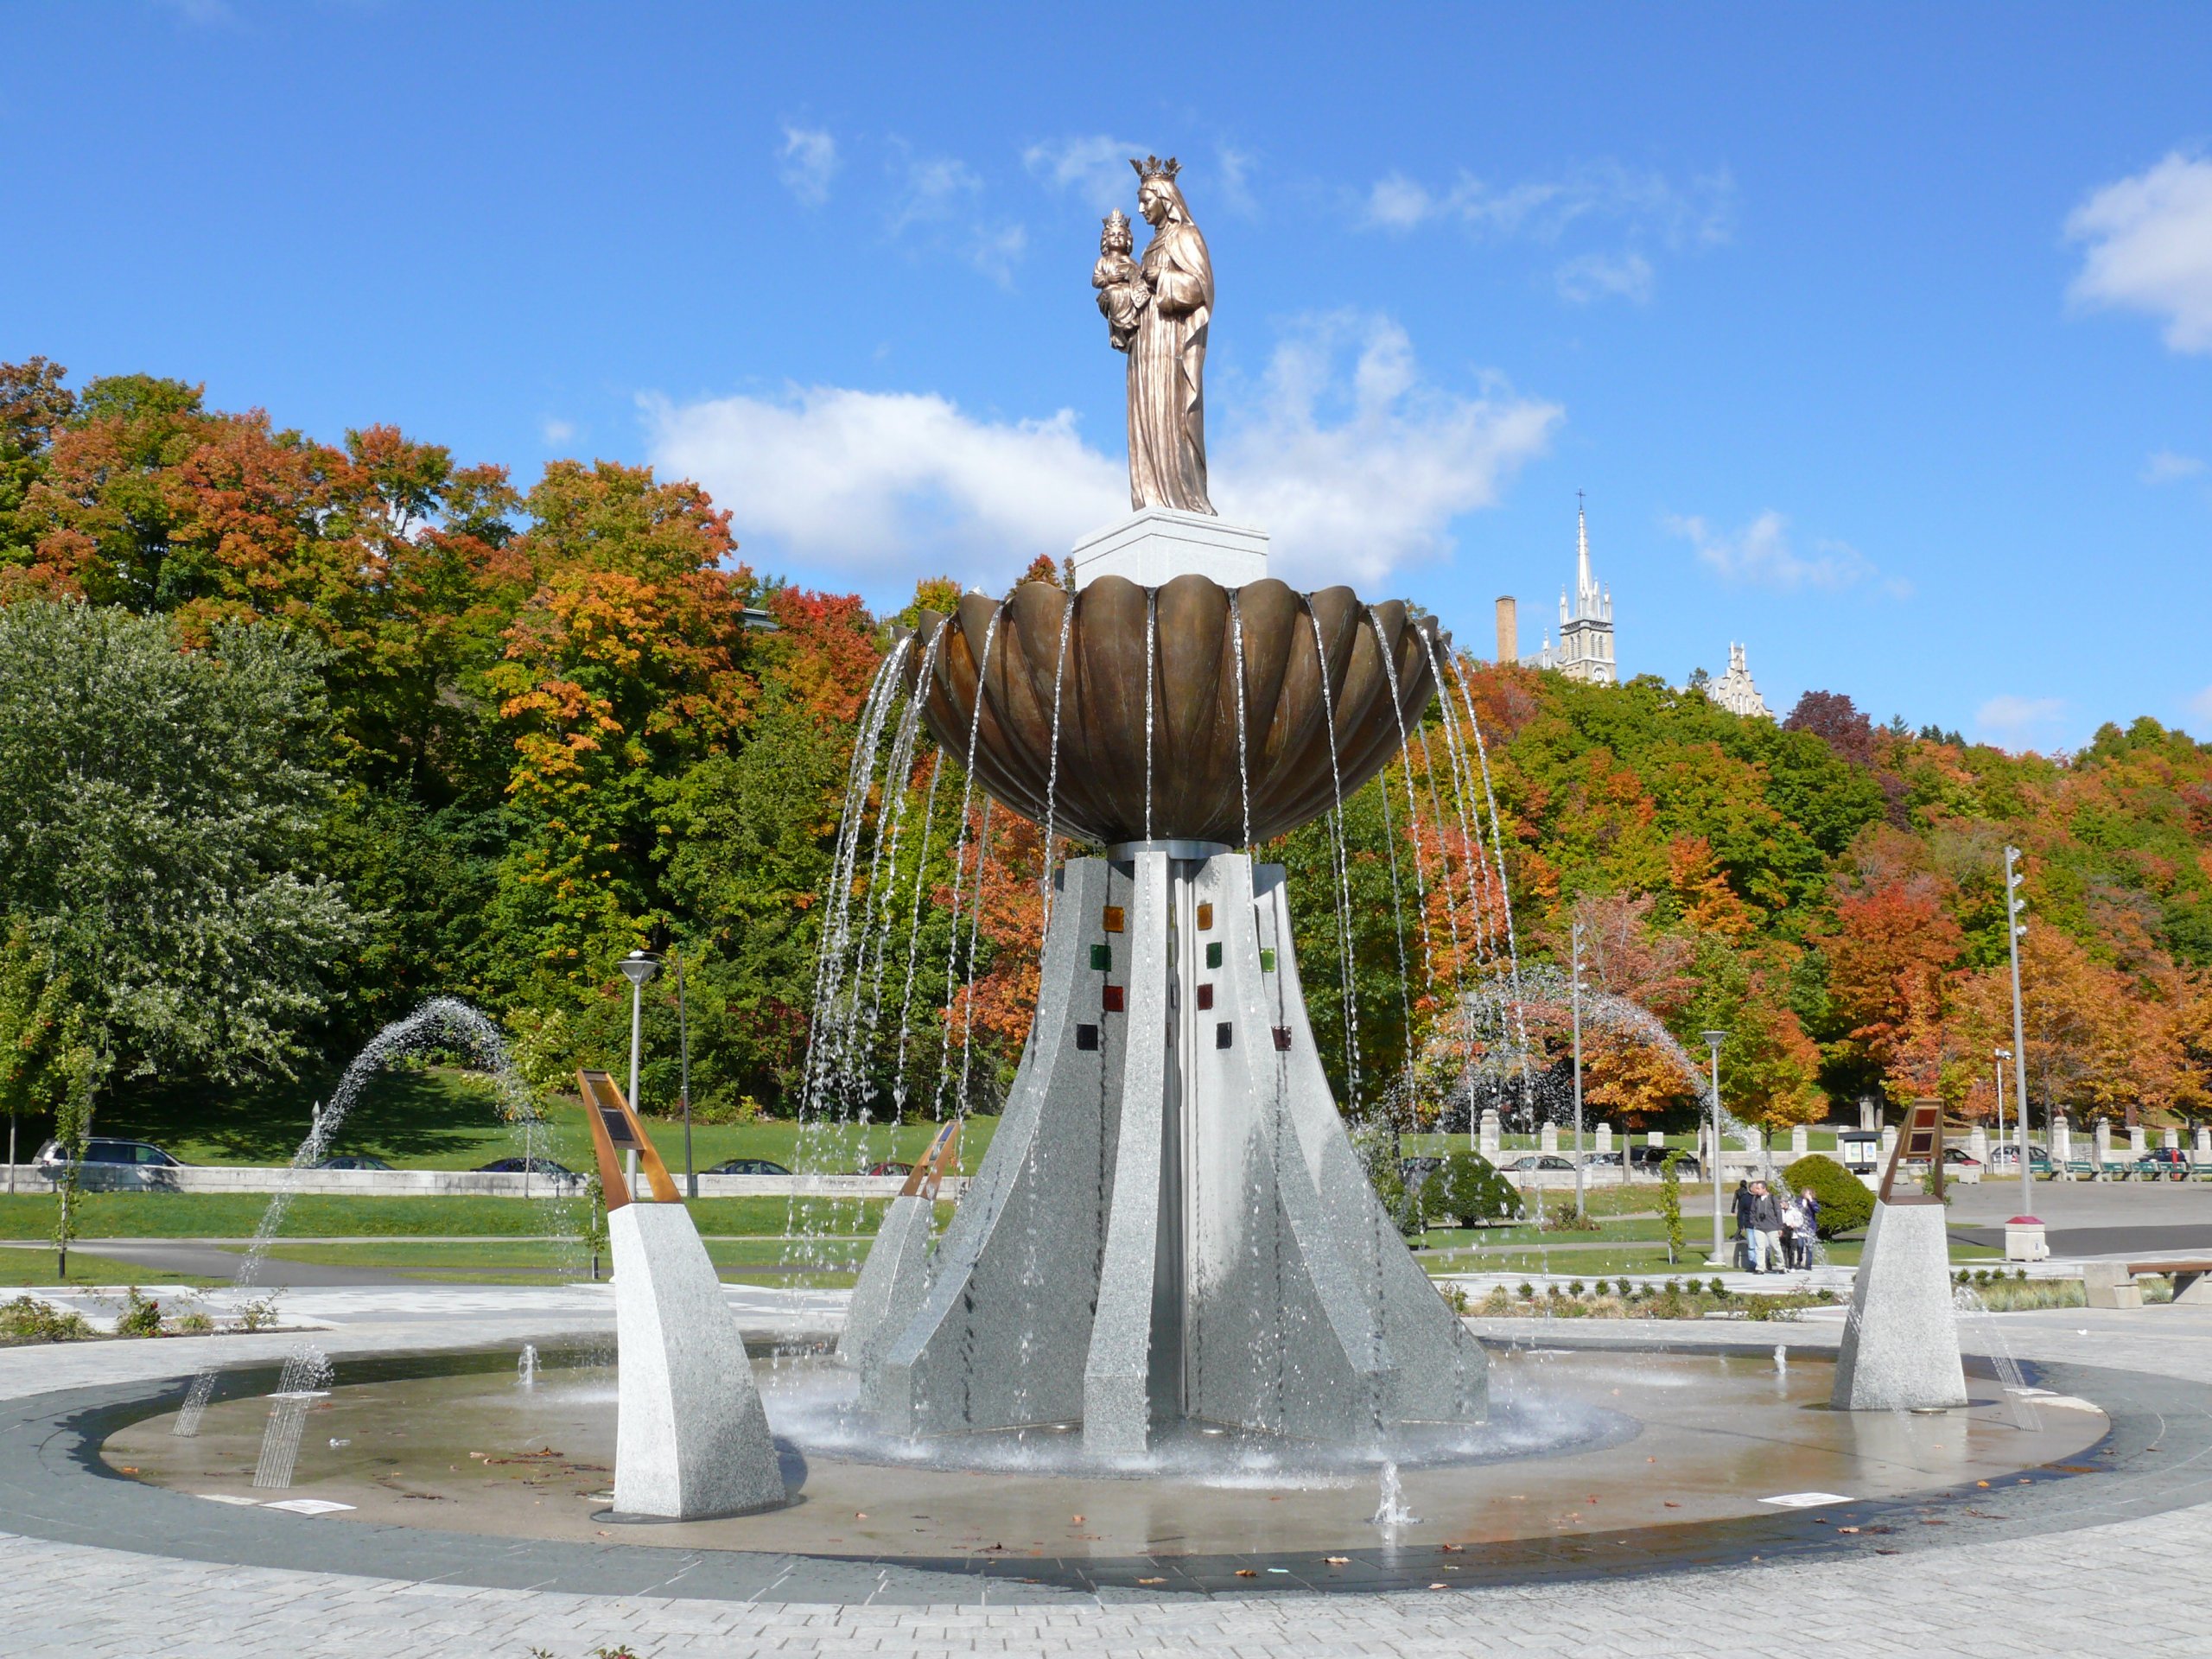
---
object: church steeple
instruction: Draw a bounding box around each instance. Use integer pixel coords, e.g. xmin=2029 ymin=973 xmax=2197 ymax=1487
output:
xmin=1574 ymin=491 xmax=1605 ymax=622
xmin=1555 ymin=492 xmax=1618 ymax=685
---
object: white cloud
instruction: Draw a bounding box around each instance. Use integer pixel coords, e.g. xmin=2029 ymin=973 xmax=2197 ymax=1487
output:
xmin=887 ymin=149 xmax=1026 ymax=284
xmin=2066 ymin=151 xmax=2212 ymax=353
xmin=2143 ymin=448 xmax=2205 ymax=484
xmin=1361 ymin=161 xmax=1730 ymax=305
xmin=1366 ymin=174 xmax=1437 ymax=231
xmin=1215 ymin=144 xmax=1258 ymax=216
xmin=1022 ymin=135 xmax=1147 ymax=213
xmin=1665 ymin=510 xmax=1897 ymax=594
xmin=641 ymin=315 xmax=1558 ymax=591
xmin=887 ymin=154 xmax=981 ymax=233
xmin=540 ymin=416 xmax=576 ymax=446
xmin=778 ymin=125 xmax=838 ymax=207
xmin=1976 ymin=695 xmax=2068 ymax=747
xmin=1360 ymin=161 xmax=1733 ymax=247
xmin=1213 ymin=315 xmax=1560 ymax=587
xmin=1554 ymin=250 xmax=1654 ymax=305
xmin=643 ymin=388 xmax=1122 ymax=579
xmin=152 ymin=0 xmax=235 ymax=23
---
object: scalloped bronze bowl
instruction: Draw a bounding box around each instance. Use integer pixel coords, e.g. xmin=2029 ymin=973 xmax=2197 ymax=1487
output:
xmin=898 ymin=574 xmax=1444 ymax=848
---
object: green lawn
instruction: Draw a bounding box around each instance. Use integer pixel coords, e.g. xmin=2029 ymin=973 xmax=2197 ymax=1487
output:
xmin=0 ymin=1245 xmax=218 ymax=1287
xmin=0 ymin=1192 xmax=920 ymax=1241
xmin=251 ymin=1234 xmax=874 ymax=1286
xmin=72 ymin=1064 xmax=1001 ymax=1177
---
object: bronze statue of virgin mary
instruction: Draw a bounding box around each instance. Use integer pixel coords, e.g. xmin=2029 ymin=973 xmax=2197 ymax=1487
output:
xmin=1113 ymin=156 xmax=1214 ymax=516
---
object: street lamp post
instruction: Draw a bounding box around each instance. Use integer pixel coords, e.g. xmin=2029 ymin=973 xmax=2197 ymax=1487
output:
xmin=1571 ymin=920 xmax=1586 ymax=1221
xmin=1993 ymin=1046 xmax=2009 ymax=1172
xmin=1702 ymin=1030 xmax=1728 ymax=1266
xmin=2004 ymin=847 xmax=2033 ymax=1212
xmin=619 ymin=950 xmax=661 ymax=1199
xmin=674 ymin=947 xmax=696 ymax=1200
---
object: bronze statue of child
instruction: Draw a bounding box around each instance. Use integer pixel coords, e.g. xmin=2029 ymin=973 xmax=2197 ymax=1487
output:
xmin=1093 ymin=209 xmax=1147 ymax=352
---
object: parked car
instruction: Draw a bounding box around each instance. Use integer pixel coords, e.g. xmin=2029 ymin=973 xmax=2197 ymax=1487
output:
xmin=1627 ymin=1145 xmax=1701 ymax=1178
xmin=863 ymin=1160 xmax=915 ymax=1178
xmin=1986 ymin=1144 xmax=2054 ymax=1175
xmin=34 ymin=1137 xmax=182 ymax=1190
xmin=705 ymin=1158 xmax=792 ymax=1176
xmin=1582 ymin=1150 xmax=1624 ymax=1167
xmin=1503 ymin=1154 xmax=1574 ymax=1172
xmin=472 ymin=1156 xmax=578 ymax=1179
xmin=2139 ymin=1147 xmax=2194 ymax=1179
xmin=1941 ymin=1147 xmax=1981 ymax=1167
xmin=311 ymin=1154 xmax=392 ymax=1171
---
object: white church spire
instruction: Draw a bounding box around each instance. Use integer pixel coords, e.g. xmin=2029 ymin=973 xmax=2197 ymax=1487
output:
xmin=1575 ymin=491 xmax=1600 ymax=620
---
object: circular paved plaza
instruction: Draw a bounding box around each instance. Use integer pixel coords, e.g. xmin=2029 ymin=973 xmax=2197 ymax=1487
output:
xmin=3 ymin=1290 xmax=2209 ymax=1656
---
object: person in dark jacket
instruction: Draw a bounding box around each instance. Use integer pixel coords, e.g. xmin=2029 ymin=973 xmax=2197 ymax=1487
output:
xmin=1731 ymin=1179 xmax=1754 ymax=1269
xmin=1746 ymin=1180 xmax=1784 ymax=1273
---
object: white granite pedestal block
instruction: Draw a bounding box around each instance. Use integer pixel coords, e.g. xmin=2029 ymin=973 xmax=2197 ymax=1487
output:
xmin=836 ymin=1192 xmax=935 ymax=1376
xmin=1830 ymin=1200 xmax=1967 ymax=1411
xmin=1070 ymin=507 xmax=1268 ymax=590
xmin=609 ymin=1202 xmax=786 ymax=1518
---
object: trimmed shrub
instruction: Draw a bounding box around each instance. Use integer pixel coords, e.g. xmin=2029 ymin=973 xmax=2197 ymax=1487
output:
xmin=1783 ymin=1154 xmax=1874 ymax=1237
xmin=1425 ymin=1152 xmax=1520 ymax=1228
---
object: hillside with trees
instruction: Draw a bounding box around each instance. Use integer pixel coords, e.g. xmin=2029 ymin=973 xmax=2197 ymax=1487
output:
xmin=2 ymin=356 xmax=2207 ymax=1150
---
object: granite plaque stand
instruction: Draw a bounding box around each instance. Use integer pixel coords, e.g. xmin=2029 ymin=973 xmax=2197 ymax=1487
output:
xmin=1832 ymin=1101 xmax=1967 ymax=1411
xmin=581 ymin=1070 xmax=786 ymax=1519
xmin=836 ymin=1121 xmax=958 ymax=1375
xmin=859 ymin=850 xmax=1486 ymax=1453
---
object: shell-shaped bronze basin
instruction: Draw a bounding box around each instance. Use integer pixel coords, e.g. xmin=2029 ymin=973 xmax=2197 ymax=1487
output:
xmin=898 ymin=575 xmax=1443 ymax=848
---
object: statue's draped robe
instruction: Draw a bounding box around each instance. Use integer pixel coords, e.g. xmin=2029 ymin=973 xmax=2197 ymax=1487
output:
xmin=1127 ymin=217 xmax=1214 ymax=515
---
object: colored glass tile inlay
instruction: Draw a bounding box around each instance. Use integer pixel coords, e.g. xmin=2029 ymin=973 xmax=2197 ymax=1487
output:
xmin=1090 ymin=944 xmax=1110 ymax=971
xmin=1195 ymin=983 xmax=1215 ymax=1011
xmin=1103 ymin=906 xmax=1125 ymax=933
xmin=1103 ymin=984 xmax=1125 ymax=1013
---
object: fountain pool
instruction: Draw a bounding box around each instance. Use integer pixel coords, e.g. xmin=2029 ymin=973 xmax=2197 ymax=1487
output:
xmin=102 ymin=1341 xmax=2106 ymax=1585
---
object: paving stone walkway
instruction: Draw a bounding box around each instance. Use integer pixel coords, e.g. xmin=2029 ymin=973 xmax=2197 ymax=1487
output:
xmin=3 ymin=1301 xmax=2208 ymax=1656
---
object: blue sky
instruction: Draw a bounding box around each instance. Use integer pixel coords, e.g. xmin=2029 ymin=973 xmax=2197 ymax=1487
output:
xmin=5 ymin=2 xmax=2210 ymax=750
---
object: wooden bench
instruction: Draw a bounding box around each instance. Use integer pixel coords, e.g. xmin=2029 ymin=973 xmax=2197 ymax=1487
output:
xmin=2082 ymin=1258 xmax=2212 ymax=1308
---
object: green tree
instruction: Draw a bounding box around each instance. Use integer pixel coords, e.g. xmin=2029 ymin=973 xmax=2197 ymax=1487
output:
xmin=0 ymin=603 xmax=360 ymax=1103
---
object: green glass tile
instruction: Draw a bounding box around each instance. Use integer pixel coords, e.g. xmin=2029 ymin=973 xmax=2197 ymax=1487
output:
xmin=1205 ymin=941 xmax=1223 ymax=969
xmin=1260 ymin=948 xmax=1276 ymax=972
xmin=1090 ymin=943 xmax=1110 ymax=971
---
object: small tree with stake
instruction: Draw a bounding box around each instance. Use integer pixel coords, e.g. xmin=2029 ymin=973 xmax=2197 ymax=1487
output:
xmin=1658 ymin=1149 xmax=1685 ymax=1265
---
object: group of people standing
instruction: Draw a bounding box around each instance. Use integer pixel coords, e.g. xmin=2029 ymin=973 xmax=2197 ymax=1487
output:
xmin=1732 ymin=1178 xmax=1820 ymax=1272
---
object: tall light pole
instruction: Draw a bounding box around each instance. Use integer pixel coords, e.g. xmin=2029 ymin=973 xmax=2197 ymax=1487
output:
xmin=2004 ymin=847 xmax=2034 ymax=1212
xmin=674 ymin=947 xmax=696 ymax=1200
xmin=1702 ymin=1029 xmax=1728 ymax=1265
xmin=1571 ymin=920 xmax=1586 ymax=1220
xmin=619 ymin=950 xmax=661 ymax=1198
xmin=1993 ymin=1046 xmax=2009 ymax=1164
